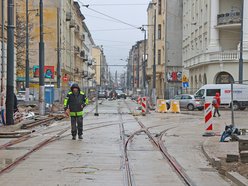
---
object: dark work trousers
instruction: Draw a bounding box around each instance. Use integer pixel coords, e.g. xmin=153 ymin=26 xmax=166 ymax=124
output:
xmin=214 ymin=107 xmax=220 ymax=117
xmin=71 ymin=116 xmax=83 ymax=137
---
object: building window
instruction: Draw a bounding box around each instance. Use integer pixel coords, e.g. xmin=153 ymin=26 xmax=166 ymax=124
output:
xmin=203 ymin=73 xmax=207 ymax=84
xmin=158 ymin=0 xmax=162 ymax=15
xmin=158 ymin=49 xmax=161 ymax=65
xmin=158 ymin=24 xmax=162 ymax=39
xmin=216 ymin=72 xmax=234 ymax=84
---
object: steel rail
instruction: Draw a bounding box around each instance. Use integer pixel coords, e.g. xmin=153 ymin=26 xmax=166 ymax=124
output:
xmin=124 ymin=100 xmax=195 ymax=186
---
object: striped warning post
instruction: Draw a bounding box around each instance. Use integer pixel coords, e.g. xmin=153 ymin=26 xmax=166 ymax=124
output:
xmin=203 ymin=102 xmax=215 ymax=136
xmin=141 ymin=97 xmax=147 ymax=116
xmin=137 ymin=96 xmax=142 ymax=105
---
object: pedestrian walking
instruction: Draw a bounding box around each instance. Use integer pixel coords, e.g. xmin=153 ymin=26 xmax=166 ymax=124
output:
xmin=212 ymin=92 xmax=221 ymax=117
xmin=64 ymin=84 xmax=88 ymax=140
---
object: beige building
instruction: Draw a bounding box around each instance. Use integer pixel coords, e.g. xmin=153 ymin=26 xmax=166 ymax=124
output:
xmin=82 ymin=22 xmax=95 ymax=90
xmin=147 ymin=0 xmax=183 ymax=99
xmin=147 ymin=1 xmax=166 ymax=98
xmin=16 ymin=0 xmax=97 ymax=99
xmin=128 ymin=40 xmax=147 ymax=94
xmin=92 ymin=46 xmax=108 ymax=87
xmin=183 ymin=0 xmax=248 ymax=92
xmin=0 ymin=0 xmax=17 ymax=106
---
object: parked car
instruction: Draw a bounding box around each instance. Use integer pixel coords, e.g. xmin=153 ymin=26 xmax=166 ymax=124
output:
xmin=16 ymin=91 xmax=35 ymax=102
xmin=166 ymin=94 xmax=203 ymax=111
xmin=116 ymin=90 xmax=127 ymax=99
xmin=109 ymin=90 xmax=117 ymax=99
xmin=98 ymin=90 xmax=108 ymax=99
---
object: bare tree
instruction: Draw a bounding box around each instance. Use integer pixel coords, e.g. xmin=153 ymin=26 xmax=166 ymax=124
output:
xmin=16 ymin=12 xmax=34 ymax=75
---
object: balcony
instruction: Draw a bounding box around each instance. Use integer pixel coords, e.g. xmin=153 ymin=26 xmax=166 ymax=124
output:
xmin=74 ymin=46 xmax=80 ymax=54
xmin=184 ymin=50 xmax=248 ymax=68
xmin=66 ymin=12 xmax=72 ymax=21
xmin=80 ymin=34 xmax=85 ymax=41
xmin=82 ymin=71 xmax=88 ymax=78
xmin=69 ymin=20 xmax=76 ymax=28
xmin=74 ymin=25 xmax=80 ymax=33
xmin=87 ymin=72 xmax=93 ymax=80
xmin=216 ymin=11 xmax=241 ymax=29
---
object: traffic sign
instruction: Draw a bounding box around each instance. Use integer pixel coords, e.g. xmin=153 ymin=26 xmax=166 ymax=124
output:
xmin=183 ymin=82 xmax=189 ymax=88
xmin=182 ymin=75 xmax=188 ymax=83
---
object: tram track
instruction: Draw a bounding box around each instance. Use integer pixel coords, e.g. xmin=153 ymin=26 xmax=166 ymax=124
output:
xmin=123 ymin=100 xmax=196 ymax=186
xmin=0 ymin=104 xmax=98 ymax=176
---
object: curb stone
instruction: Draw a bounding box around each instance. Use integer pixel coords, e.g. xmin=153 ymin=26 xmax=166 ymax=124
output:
xmin=202 ymin=138 xmax=248 ymax=186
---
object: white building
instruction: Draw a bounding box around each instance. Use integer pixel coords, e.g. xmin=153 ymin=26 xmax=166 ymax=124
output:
xmin=183 ymin=0 xmax=248 ymax=92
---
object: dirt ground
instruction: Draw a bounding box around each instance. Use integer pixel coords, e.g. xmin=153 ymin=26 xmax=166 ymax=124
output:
xmin=219 ymin=158 xmax=248 ymax=179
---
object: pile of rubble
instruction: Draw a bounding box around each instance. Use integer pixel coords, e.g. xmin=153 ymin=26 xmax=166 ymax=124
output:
xmin=239 ymin=136 xmax=248 ymax=163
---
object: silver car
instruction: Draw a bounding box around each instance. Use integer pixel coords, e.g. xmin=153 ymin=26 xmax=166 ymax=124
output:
xmin=166 ymin=94 xmax=204 ymax=111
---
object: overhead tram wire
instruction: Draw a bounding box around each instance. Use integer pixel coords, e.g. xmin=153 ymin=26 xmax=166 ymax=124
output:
xmin=83 ymin=14 xmax=122 ymax=24
xmin=87 ymin=4 xmax=148 ymax=6
xmin=91 ymin=28 xmax=138 ymax=32
xmin=78 ymin=1 xmax=142 ymax=30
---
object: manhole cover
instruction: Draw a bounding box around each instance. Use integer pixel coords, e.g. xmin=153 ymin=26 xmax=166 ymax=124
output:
xmin=62 ymin=166 xmax=99 ymax=174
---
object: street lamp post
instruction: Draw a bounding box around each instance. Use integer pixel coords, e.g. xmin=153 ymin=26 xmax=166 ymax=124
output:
xmin=1 ymin=0 xmax=5 ymax=114
xmin=25 ymin=0 xmax=29 ymax=102
xmin=152 ymin=8 xmax=157 ymax=107
xmin=39 ymin=0 xmax=45 ymax=115
xmin=239 ymin=0 xmax=244 ymax=84
xmin=6 ymin=0 xmax=15 ymax=125
xmin=25 ymin=1 xmax=38 ymax=102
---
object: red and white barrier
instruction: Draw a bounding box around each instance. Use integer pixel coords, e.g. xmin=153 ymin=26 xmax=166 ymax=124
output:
xmin=137 ymin=96 xmax=142 ymax=105
xmin=142 ymin=97 xmax=147 ymax=115
xmin=203 ymin=102 xmax=215 ymax=136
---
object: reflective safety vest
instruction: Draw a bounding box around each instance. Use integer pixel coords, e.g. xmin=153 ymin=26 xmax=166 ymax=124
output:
xmin=64 ymin=91 xmax=88 ymax=117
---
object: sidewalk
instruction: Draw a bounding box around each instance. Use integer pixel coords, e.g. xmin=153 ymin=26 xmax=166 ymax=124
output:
xmin=202 ymin=110 xmax=248 ymax=185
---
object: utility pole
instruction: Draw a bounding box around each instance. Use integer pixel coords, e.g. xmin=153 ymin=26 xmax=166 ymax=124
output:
xmin=142 ymin=28 xmax=147 ymax=94
xmin=25 ymin=0 xmax=30 ymax=102
xmin=57 ymin=7 xmax=61 ymax=102
xmin=152 ymin=8 xmax=157 ymax=106
xmin=39 ymin=0 xmax=45 ymax=115
xmin=137 ymin=42 xmax=140 ymax=89
xmin=239 ymin=0 xmax=244 ymax=84
xmin=1 ymin=0 xmax=5 ymax=114
xmin=6 ymin=0 xmax=15 ymax=125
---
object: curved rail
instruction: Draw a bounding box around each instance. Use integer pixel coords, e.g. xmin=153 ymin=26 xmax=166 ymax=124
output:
xmin=124 ymin=100 xmax=196 ymax=186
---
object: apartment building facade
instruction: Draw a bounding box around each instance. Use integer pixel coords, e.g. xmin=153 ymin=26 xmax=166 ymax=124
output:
xmin=16 ymin=0 xmax=97 ymax=98
xmin=0 ymin=0 xmax=17 ymax=106
xmin=183 ymin=0 xmax=248 ymax=91
xmin=92 ymin=46 xmax=108 ymax=87
xmin=128 ymin=40 xmax=147 ymax=94
xmin=147 ymin=0 xmax=183 ymax=99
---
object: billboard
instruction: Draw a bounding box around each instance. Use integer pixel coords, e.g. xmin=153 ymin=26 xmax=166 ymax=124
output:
xmin=33 ymin=66 xmax=55 ymax=79
xmin=167 ymin=71 xmax=182 ymax=82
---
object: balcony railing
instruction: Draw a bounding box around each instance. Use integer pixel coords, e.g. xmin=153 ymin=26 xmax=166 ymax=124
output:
xmin=184 ymin=50 xmax=245 ymax=68
xmin=217 ymin=11 xmax=241 ymax=25
xmin=209 ymin=51 xmax=239 ymax=61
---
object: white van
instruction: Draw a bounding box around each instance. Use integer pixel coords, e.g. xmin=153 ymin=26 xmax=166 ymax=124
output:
xmin=194 ymin=84 xmax=248 ymax=110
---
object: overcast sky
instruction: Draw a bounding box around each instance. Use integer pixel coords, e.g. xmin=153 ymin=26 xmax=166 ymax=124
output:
xmin=78 ymin=0 xmax=150 ymax=74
